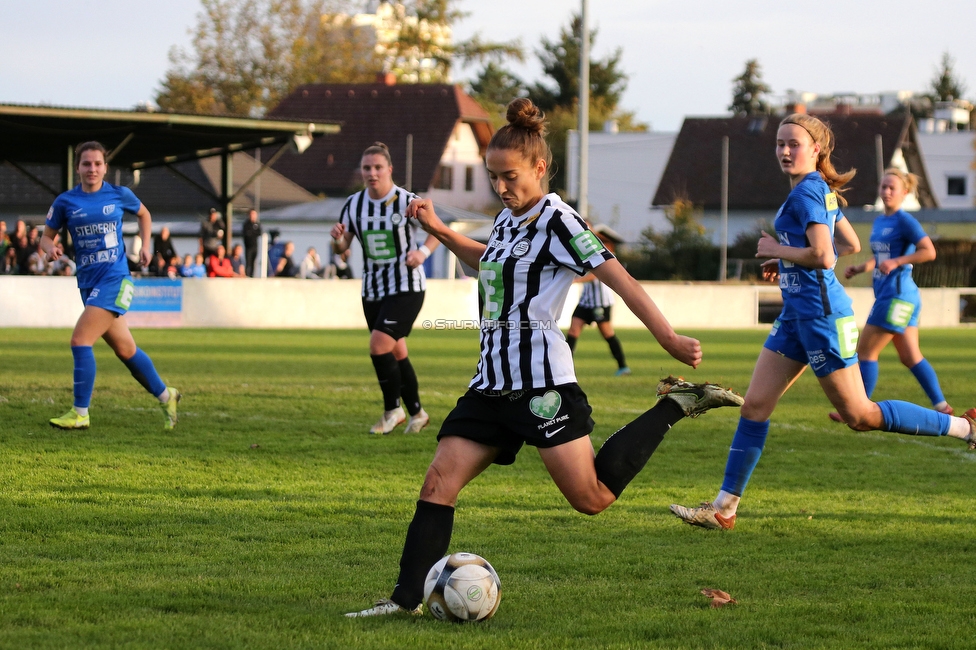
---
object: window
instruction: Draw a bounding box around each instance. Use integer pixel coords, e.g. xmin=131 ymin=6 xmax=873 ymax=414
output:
xmin=465 ymin=166 xmax=475 ymax=192
xmin=947 ymin=176 xmax=967 ymax=196
xmin=435 ymin=165 xmax=453 ymax=190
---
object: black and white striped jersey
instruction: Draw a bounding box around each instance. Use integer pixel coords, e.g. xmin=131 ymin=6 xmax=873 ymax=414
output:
xmin=339 ymin=185 xmax=426 ymax=300
xmin=577 ymin=278 xmax=614 ymax=309
xmin=470 ymin=193 xmax=615 ymax=391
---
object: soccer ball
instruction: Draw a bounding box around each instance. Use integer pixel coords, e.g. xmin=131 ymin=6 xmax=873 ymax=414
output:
xmin=423 ymin=552 xmax=501 ymax=622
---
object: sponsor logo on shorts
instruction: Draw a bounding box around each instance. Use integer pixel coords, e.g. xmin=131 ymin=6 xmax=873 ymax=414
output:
xmin=529 ymin=390 xmax=561 ymax=419
xmin=544 ymin=425 xmax=566 ymax=439
xmin=886 ymin=299 xmax=914 ymax=328
xmin=115 ymin=279 xmax=135 ymax=310
xmin=835 ymin=315 xmax=859 ymax=358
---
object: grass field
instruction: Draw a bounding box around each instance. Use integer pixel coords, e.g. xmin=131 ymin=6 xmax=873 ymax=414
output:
xmin=1 ymin=326 xmax=975 ymax=649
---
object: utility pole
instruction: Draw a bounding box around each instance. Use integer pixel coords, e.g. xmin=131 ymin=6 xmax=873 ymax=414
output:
xmin=577 ymin=0 xmax=590 ymax=219
xmin=720 ymin=136 xmax=729 ymax=281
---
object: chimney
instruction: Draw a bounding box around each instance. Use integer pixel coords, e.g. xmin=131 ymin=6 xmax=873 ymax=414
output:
xmin=376 ymin=72 xmax=396 ymax=86
xmin=785 ymin=103 xmax=807 ymax=115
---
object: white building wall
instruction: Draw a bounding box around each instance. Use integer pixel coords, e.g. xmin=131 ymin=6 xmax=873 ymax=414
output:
xmin=918 ymin=132 xmax=976 ymax=209
xmin=425 ymin=123 xmax=497 ymax=213
xmin=566 ymin=131 xmax=676 ymax=243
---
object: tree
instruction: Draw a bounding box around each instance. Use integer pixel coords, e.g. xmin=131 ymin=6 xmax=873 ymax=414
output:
xmin=527 ymin=14 xmax=627 ymax=113
xmin=520 ymin=13 xmax=642 ymax=195
xmin=928 ymin=51 xmax=966 ymax=102
xmin=468 ymin=63 xmax=526 ymax=127
xmin=627 ymin=198 xmax=718 ymax=281
xmin=729 ymin=59 xmax=771 ymax=116
xmin=155 ymin=0 xmax=523 ymax=117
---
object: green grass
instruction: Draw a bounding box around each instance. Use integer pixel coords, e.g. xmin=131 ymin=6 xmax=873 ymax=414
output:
xmin=1 ymin=327 xmax=975 ymax=649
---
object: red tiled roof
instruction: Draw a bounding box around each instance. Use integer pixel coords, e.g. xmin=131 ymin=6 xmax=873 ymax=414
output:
xmin=266 ymin=83 xmax=492 ymax=196
xmin=653 ymin=112 xmax=925 ymax=209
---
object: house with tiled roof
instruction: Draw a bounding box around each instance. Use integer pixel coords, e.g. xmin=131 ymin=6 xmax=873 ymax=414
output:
xmin=652 ymin=108 xmax=941 ymax=245
xmin=266 ymin=81 xmax=499 ymax=214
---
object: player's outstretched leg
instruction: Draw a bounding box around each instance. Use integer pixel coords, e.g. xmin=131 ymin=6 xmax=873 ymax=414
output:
xmin=656 ymin=376 xmax=744 ymax=418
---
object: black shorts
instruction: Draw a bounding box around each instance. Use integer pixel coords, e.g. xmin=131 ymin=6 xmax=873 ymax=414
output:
xmin=437 ymin=383 xmax=595 ymax=466
xmin=573 ymin=304 xmax=612 ymax=324
xmin=362 ymin=292 xmax=425 ymax=340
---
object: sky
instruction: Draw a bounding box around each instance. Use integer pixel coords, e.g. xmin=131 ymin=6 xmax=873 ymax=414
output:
xmin=1 ymin=0 xmax=974 ymax=132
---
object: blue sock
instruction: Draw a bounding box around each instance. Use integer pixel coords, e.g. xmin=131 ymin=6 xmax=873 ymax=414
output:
xmin=71 ymin=346 xmax=97 ymax=409
xmin=859 ymin=360 xmax=879 ymax=398
xmin=877 ymin=400 xmax=951 ymax=437
xmin=122 ymin=348 xmax=167 ymax=398
xmin=720 ymin=417 xmax=770 ymax=497
xmin=909 ymin=359 xmax=946 ymax=406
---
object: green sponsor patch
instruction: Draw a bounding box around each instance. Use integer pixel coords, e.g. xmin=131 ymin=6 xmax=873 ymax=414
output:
xmin=569 ymin=231 xmax=605 ymax=262
xmin=479 ymin=261 xmax=505 ymax=320
xmin=835 ymin=315 xmax=859 ymax=359
xmin=363 ymin=230 xmax=396 ymax=261
xmin=886 ymin=299 xmax=915 ymax=328
xmin=529 ymin=390 xmax=562 ymax=420
xmin=115 ymin=278 xmax=135 ymax=310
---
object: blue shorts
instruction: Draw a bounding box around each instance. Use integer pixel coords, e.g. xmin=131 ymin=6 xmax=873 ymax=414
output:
xmin=764 ymin=312 xmax=859 ymax=377
xmin=79 ymin=276 xmax=136 ymax=316
xmin=866 ymin=294 xmax=920 ymax=333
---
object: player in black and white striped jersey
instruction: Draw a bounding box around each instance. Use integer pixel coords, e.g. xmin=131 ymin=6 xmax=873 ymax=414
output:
xmin=345 ymin=99 xmax=743 ymax=618
xmin=331 ymin=142 xmax=440 ymax=435
xmin=566 ymin=226 xmax=629 ymax=376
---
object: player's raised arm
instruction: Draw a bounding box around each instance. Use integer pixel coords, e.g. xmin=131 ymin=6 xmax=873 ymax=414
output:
xmin=591 ymin=258 xmax=701 ymax=368
xmin=405 ymin=197 xmax=486 ymax=270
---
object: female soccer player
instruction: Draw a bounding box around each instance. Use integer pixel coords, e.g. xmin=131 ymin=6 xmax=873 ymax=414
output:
xmin=835 ymin=168 xmax=952 ymax=415
xmin=670 ymin=114 xmax=976 ymax=531
xmin=345 ymin=98 xmax=743 ymax=617
xmin=330 ymin=142 xmax=440 ymax=434
xmin=566 ymin=227 xmax=629 ymax=376
xmin=41 ymin=141 xmax=180 ymax=431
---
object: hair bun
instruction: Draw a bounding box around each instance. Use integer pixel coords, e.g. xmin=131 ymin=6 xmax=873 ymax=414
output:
xmin=372 ymin=141 xmax=389 ymax=151
xmin=505 ymin=98 xmax=546 ymax=136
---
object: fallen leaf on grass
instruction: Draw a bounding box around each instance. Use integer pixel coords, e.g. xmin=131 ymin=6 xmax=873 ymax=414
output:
xmin=701 ymin=588 xmax=736 ymax=608
xmin=250 ymin=444 xmax=261 ymax=449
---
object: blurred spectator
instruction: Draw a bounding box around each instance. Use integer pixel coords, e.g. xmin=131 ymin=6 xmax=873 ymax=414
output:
xmin=332 ymin=247 xmax=353 ymax=279
xmin=190 ymin=253 xmax=207 ymax=278
xmin=50 ymin=247 xmax=76 ymax=276
xmin=150 ymin=251 xmax=168 ymax=277
xmin=299 ymin=246 xmax=325 ymax=279
xmin=0 ymin=221 xmax=10 ymax=259
xmin=207 ymin=244 xmax=235 ymax=277
xmin=14 ymin=224 xmax=33 ymax=274
xmin=200 ymin=208 xmax=225 ymax=258
xmin=126 ymin=234 xmax=145 ymax=274
xmin=27 ymin=240 xmax=49 ymax=275
xmin=229 ymin=244 xmax=247 ymax=277
xmin=274 ymin=241 xmax=298 ymax=278
xmin=166 ymin=255 xmax=182 ymax=279
xmin=180 ymin=254 xmax=196 ymax=277
xmin=2 ymin=246 xmax=18 ymax=274
xmin=153 ymin=226 xmax=177 ymax=262
xmin=243 ymin=209 xmax=262 ymax=277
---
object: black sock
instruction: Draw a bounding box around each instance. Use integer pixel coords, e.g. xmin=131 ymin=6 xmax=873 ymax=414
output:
xmin=594 ymin=399 xmax=683 ymax=497
xmin=606 ymin=335 xmax=627 ymax=369
xmin=390 ymin=500 xmax=455 ymax=609
xmin=398 ymin=358 xmax=421 ymax=416
xmin=567 ymin=335 xmax=578 ymax=353
xmin=370 ymin=352 xmax=402 ymax=411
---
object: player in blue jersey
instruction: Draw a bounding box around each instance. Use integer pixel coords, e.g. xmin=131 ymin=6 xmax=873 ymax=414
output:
xmin=832 ymin=168 xmax=952 ymax=417
xmin=670 ymin=114 xmax=976 ymax=531
xmin=40 ymin=141 xmax=180 ymax=431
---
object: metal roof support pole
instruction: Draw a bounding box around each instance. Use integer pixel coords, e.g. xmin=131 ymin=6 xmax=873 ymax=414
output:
xmin=719 ymin=136 xmax=729 ymax=282
xmin=63 ymin=144 xmax=74 ymax=191
xmin=577 ymin=0 xmax=590 ymax=219
xmin=222 ymin=150 xmax=233 ymax=252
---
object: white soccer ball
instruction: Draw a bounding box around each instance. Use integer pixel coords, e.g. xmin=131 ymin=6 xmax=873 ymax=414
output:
xmin=423 ymin=552 xmax=501 ymax=622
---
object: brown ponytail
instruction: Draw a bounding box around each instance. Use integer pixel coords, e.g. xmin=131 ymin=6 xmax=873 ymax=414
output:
xmin=362 ymin=141 xmax=392 ymax=166
xmin=487 ymin=98 xmax=553 ymax=192
xmin=780 ymin=113 xmax=856 ymax=206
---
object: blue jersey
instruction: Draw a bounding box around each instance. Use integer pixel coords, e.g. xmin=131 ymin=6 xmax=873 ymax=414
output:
xmin=868 ymin=209 xmax=928 ymax=301
xmin=773 ymin=172 xmax=852 ymax=320
xmin=46 ymin=183 xmax=142 ymax=288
